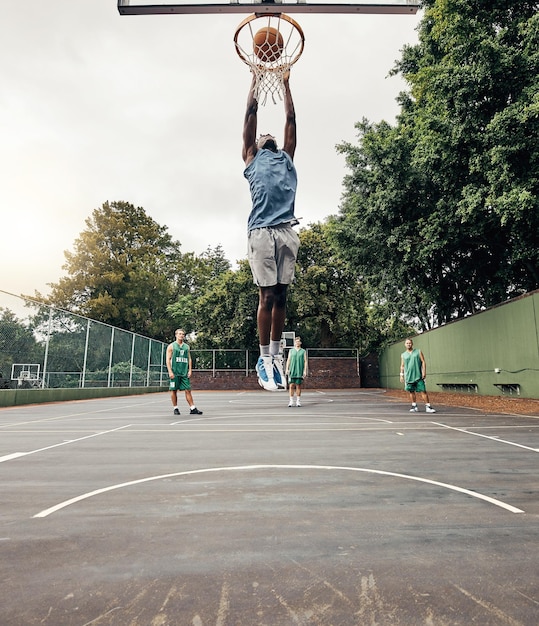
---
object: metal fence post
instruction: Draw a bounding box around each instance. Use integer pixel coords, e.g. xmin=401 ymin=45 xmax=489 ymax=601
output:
xmin=81 ymin=318 xmax=91 ymax=388
xmin=160 ymin=343 xmax=165 ymax=386
xmin=129 ymin=334 xmax=136 ymax=387
xmin=107 ymin=327 xmax=115 ymax=388
xmin=41 ymin=306 xmax=53 ymax=389
xmin=146 ymin=339 xmax=152 ymax=387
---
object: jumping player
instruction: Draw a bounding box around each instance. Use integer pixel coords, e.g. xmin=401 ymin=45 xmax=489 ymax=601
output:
xmin=242 ymin=69 xmax=300 ymax=391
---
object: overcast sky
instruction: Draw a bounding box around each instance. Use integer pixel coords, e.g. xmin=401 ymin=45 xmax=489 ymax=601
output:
xmin=0 ymin=0 xmax=422 ymax=300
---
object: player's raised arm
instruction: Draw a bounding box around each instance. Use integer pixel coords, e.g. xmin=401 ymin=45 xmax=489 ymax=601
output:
xmin=242 ymin=74 xmax=259 ymax=166
xmin=282 ymin=70 xmax=296 ymax=160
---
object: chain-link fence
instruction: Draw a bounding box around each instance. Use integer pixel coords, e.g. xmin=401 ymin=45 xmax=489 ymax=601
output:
xmin=1 ymin=290 xmax=361 ymax=391
xmin=0 ymin=290 xmax=167 ymax=390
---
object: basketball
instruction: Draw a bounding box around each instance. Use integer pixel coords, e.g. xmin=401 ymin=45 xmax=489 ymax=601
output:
xmin=253 ymin=26 xmax=284 ymax=63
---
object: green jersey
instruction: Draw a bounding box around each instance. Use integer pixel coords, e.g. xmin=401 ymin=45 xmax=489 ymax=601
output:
xmin=287 ymin=347 xmax=306 ymax=378
xmin=402 ymin=348 xmax=422 ymax=384
xmin=170 ymin=341 xmax=190 ymax=377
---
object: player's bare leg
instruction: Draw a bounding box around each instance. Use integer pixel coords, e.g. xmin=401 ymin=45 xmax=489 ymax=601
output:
xmin=257 ymin=287 xmax=274 ymax=347
xmin=170 ymin=389 xmax=181 ymax=415
xmin=288 ymin=382 xmax=296 ymax=407
xmin=257 ymin=284 xmax=288 ymax=344
xmin=256 ymin=285 xmax=287 ymax=391
xmin=270 ymin=284 xmax=287 ymax=342
xmin=295 ymin=383 xmax=302 ymax=407
xmin=184 ymin=389 xmax=203 ymax=415
xmin=421 ymin=391 xmax=436 ymax=413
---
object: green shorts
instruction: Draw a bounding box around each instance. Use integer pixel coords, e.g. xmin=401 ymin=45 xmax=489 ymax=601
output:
xmin=169 ymin=375 xmax=191 ymax=392
xmin=289 ymin=377 xmax=303 ymax=386
xmin=405 ymin=378 xmax=426 ymax=393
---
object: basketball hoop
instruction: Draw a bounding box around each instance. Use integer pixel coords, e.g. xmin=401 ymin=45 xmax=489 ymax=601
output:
xmin=234 ymin=14 xmax=305 ymax=105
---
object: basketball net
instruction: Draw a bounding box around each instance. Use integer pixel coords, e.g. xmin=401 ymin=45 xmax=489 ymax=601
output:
xmin=234 ymin=14 xmax=305 ymax=106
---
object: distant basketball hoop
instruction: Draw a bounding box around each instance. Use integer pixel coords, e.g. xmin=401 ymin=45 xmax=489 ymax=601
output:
xmin=234 ymin=13 xmax=305 ymax=105
xmin=281 ymin=331 xmax=296 ymax=349
xmin=11 ymin=363 xmax=42 ymax=388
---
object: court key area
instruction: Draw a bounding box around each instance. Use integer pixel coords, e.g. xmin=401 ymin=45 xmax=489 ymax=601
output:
xmin=1 ymin=389 xmax=538 ymax=625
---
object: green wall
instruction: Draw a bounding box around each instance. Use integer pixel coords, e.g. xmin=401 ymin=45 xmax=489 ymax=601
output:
xmin=0 ymin=386 xmax=167 ymax=408
xmin=380 ymin=290 xmax=539 ymax=399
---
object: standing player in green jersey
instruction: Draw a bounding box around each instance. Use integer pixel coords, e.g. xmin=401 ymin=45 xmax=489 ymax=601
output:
xmin=166 ymin=329 xmax=203 ymax=416
xmin=400 ymin=338 xmax=436 ymax=413
xmin=285 ymin=336 xmax=308 ymax=407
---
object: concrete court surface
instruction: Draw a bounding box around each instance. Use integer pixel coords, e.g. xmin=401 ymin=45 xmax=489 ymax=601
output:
xmin=0 ymin=389 xmax=538 ymax=626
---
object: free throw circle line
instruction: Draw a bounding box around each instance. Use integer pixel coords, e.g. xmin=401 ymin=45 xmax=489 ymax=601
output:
xmin=33 ymin=464 xmax=524 ymax=518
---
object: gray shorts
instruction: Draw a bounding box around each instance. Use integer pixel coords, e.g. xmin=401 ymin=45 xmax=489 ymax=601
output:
xmin=248 ymin=224 xmax=300 ymax=287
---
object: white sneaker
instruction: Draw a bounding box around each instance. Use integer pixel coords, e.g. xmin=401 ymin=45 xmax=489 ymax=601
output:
xmin=409 ymin=406 xmax=418 ymax=412
xmin=288 ymin=399 xmax=294 ymax=407
xmin=273 ymin=355 xmax=287 ymax=389
xmin=256 ymin=355 xmax=278 ymax=391
xmin=296 ymin=399 xmax=301 ymax=407
xmin=426 ymin=406 xmax=436 ymax=413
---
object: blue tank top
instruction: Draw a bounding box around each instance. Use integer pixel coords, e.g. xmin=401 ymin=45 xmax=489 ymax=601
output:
xmin=244 ymin=149 xmax=297 ymax=231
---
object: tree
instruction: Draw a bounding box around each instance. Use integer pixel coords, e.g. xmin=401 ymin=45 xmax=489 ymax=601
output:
xmin=166 ymin=245 xmax=232 ymax=337
xmin=188 ymin=260 xmax=259 ymax=350
xmin=335 ymin=119 xmax=437 ymax=328
xmin=34 ymin=201 xmax=184 ymax=341
xmin=288 ymin=222 xmax=369 ymax=349
xmin=182 ymin=223 xmax=376 ymax=352
xmin=334 ymin=0 xmax=539 ymax=329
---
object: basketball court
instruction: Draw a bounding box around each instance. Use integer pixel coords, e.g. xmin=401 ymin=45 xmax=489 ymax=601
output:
xmin=2 ymin=2 xmax=535 ymax=624
xmin=1 ymin=389 xmax=538 ymax=624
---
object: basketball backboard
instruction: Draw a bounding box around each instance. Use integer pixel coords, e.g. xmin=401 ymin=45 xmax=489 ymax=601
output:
xmin=118 ymin=0 xmax=420 ymax=15
xmin=11 ymin=363 xmax=41 ymax=388
xmin=281 ymin=331 xmax=296 ymax=348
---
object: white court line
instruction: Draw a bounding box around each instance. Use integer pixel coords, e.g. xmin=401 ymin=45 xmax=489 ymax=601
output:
xmin=0 ymin=400 xmax=161 ymax=429
xmin=228 ymin=400 xmax=335 ymax=405
xmin=432 ymin=422 xmax=539 ymax=452
xmin=172 ymin=417 xmax=395 ymax=426
xmin=0 ymin=452 xmax=27 ymax=462
xmin=33 ymin=463 xmax=524 ymax=518
xmin=0 ymin=425 xmax=132 ymax=463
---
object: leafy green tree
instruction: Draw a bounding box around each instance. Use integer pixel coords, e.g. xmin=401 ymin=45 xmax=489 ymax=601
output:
xmin=166 ymin=245 xmax=232 ymax=337
xmin=181 ymin=224 xmax=376 ymax=352
xmin=33 ymin=201 xmax=184 ymax=341
xmin=335 ymin=0 xmax=539 ymax=329
xmin=189 ymin=259 xmax=259 ymax=350
xmin=288 ymin=222 xmax=369 ymax=348
xmin=335 ymin=119 xmax=436 ymax=328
